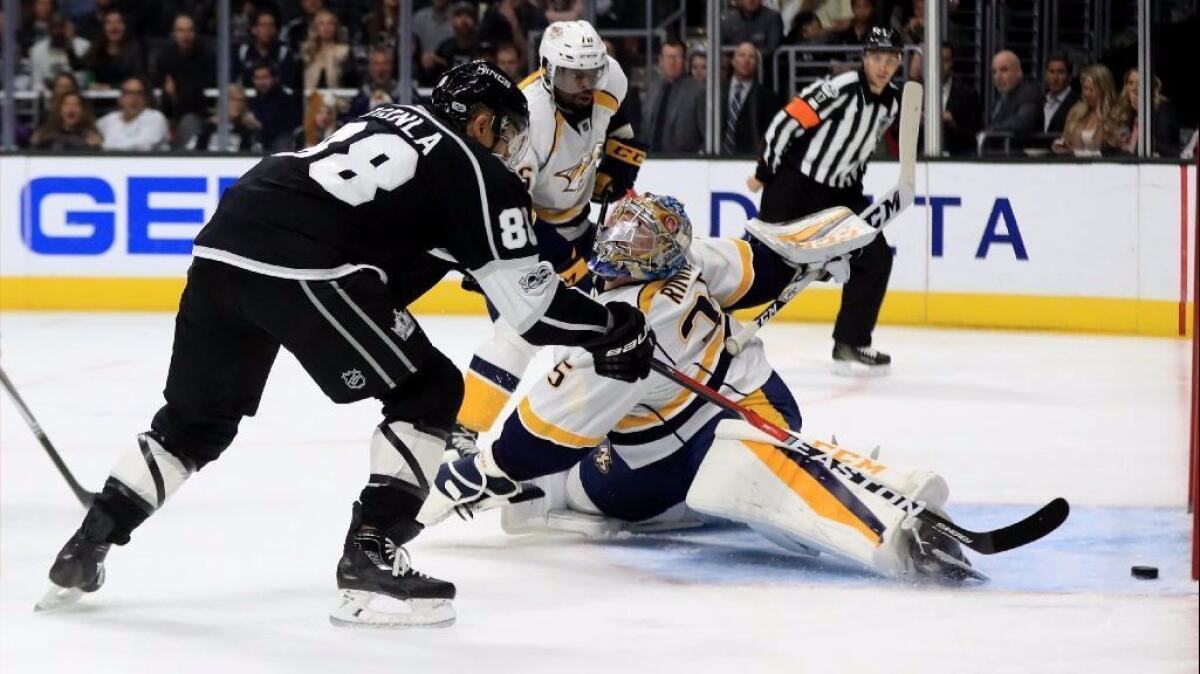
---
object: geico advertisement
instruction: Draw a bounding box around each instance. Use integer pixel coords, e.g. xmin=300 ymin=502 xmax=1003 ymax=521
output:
xmin=1 ymin=156 xmax=1190 ymax=301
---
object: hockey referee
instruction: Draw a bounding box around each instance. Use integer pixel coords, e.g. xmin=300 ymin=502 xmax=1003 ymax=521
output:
xmin=748 ymin=27 xmax=903 ymax=375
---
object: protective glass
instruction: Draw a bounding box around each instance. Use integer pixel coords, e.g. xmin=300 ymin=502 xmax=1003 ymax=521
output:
xmin=551 ymin=63 xmax=607 ymax=94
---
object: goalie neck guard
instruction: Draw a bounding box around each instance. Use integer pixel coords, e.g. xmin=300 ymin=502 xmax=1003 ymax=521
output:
xmin=589 ymin=193 xmax=692 ymax=281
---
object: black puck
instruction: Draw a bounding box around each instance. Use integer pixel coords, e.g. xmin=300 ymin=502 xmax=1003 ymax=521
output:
xmin=1131 ymin=565 xmax=1158 ymax=580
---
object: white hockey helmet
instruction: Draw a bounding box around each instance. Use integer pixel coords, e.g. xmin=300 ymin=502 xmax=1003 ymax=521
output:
xmin=539 ymin=20 xmax=608 ymax=95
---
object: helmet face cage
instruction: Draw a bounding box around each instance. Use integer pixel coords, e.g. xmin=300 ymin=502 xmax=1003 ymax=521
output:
xmin=589 ymin=193 xmax=693 ymax=281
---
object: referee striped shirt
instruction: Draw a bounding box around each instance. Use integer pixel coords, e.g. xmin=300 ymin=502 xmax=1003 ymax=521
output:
xmin=757 ymin=70 xmax=900 ymax=189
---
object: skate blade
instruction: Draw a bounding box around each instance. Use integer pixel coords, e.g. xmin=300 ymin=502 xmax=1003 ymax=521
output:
xmin=832 ymin=360 xmax=890 ymax=378
xmin=329 ymin=590 xmax=456 ymax=628
xmin=34 ymin=584 xmax=85 ymax=612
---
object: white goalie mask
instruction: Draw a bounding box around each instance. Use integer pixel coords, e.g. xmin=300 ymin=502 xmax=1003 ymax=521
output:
xmin=539 ymin=20 xmax=608 ymax=96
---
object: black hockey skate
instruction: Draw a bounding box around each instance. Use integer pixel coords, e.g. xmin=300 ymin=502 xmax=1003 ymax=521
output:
xmin=36 ymin=508 xmax=115 ymax=611
xmin=832 ymin=342 xmax=892 ymax=377
xmin=331 ymin=506 xmax=456 ymax=628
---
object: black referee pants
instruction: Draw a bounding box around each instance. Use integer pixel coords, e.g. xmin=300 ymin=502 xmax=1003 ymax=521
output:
xmin=758 ymin=166 xmax=893 ymax=348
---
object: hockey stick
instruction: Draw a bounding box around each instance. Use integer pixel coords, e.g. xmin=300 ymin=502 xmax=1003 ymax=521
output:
xmin=648 ymin=359 xmax=1069 ymax=554
xmin=0 ymin=365 xmax=96 ymax=507
xmin=725 ymin=80 xmax=923 ymax=356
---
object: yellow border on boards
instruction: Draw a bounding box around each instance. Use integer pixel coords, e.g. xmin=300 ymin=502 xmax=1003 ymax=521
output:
xmin=0 ymin=276 xmax=1193 ymax=337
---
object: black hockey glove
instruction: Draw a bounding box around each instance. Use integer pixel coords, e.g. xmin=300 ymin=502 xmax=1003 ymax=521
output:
xmin=582 ymin=302 xmax=654 ymax=382
xmin=592 ymin=138 xmax=648 ymax=203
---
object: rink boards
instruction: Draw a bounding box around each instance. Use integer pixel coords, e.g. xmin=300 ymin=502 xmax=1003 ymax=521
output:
xmin=0 ymin=155 xmax=1195 ymax=336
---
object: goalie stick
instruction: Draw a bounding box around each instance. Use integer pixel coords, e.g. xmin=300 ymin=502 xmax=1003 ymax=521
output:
xmin=648 ymin=358 xmax=1070 ymax=555
xmin=0 ymin=365 xmax=96 ymax=507
xmin=725 ymin=80 xmax=923 ymax=356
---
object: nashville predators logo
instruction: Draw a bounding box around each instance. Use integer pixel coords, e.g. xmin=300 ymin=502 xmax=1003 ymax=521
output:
xmin=592 ymin=442 xmax=613 ymax=474
xmin=554 ymin=142 xmax=603 ymax=192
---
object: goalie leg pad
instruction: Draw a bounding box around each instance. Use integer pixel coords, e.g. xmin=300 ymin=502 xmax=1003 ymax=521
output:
xmin=686 ymin=420 xmax=951 ymax=578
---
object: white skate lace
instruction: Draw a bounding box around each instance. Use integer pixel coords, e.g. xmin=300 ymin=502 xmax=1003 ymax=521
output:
xmin=383 ymin=540 xmax=434 ymax=580
xmin=857 ymin=346 xmax=880 ymax=358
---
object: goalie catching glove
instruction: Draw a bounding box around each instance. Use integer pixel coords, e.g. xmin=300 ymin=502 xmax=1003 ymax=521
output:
xmin=592 ymin=138 xmax=647 ymax=203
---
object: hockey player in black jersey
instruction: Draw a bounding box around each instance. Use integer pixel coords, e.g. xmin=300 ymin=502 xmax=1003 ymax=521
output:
xmin=37 ymin=61 xmax=655 ymax=627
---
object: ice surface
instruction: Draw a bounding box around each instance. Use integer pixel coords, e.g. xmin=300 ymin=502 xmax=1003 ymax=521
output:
xmin=1 ymin=313 xmax=1196 ymax=673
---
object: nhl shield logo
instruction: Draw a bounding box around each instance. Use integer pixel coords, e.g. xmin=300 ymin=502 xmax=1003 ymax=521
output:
xmin=342 ymin=369 xmax=367 ymax=390
xmin=592 ymin=443 xmax=613 ymax=474
xmin=391 ymin=309 xmax=415 ymax=340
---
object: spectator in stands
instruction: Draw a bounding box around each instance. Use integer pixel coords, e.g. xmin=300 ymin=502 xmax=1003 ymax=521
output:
xmin=493 ymin=42 xmax=525 ymax=82
xmin=480 ymin=1 xmax=548 ymax=64
xmin=784 ymin=10 xmax=823 ymax=45
xmin=414 ymin=0 xmax=454 ymax=82
xmin=31 ymin=90 xmax=102 ymax=149
xmin=641 ymin=39 xmax=706 ymax=154
xmin=1051 ymin=64 xmax=1117 ymax=156
xmin=545 ymin=0 xmax=584 ymax=22
xmin=835 ymin=0 xmax=875 ymax=45
xmin=1041 ymin=54 xmax=1077 ymax=136
xmin=689 ymin=51 xmax=707 ymax=83
xmin=29 ymin=14 xmax=89 ymax=93
xmin=801 ymin=0 xmax=853 ymax=34
xmin=301 ymin=8 xmax=356 ymax=91
xmin=234 ymin=8 xmax=298 ymax=89
xmin=294 ymin=91 xmax=337 ymax=149
xmin=362 ymin=0 xmax=399 ymax=52
xmin=283 ymin=0 xmax=325 ymax=53
xmin=83 ymin=8 xmax=144 ymax=89
xmin=436 ymin=4 xmax=484 ymax=75
xmin=249 ymin=61 xmax=301 ymax=152
xmin=18 ymin=0 xmax=56 ymax=52
xmin=722 ymin=42 xmax=777 ymax=155
xmin=722 ymin=0 xmax=784 ymax=56
xmin=345 ymin=47 xmax=403 ymax=118
xmin=156 ymin=13 xmax=216 ymax=149
xmin=45 ymin=71 xmax=80 ymax=113
xmin=188 ymin=83 xmax=263 ymax=152
xmin=891 ymin=0 xmax=923 ymax=45
xmin=75 ymin=0 xmax=114 ymax=42
xmin=96 ymin=75 xmax=169 ymax=150
xmin=1108 ymin=69 xmax=1182 ymax=158
xmin=939 ymin=43 xmax=981 ymax=157
xmin=983 ymin=50 xmax=1041 ymax=147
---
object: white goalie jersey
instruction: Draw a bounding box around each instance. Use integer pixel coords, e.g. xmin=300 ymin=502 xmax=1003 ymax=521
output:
xmin=513 ymin=238 xmax=768 ymax=468
xmin=516 ymin=57 xmax=629 ymax=237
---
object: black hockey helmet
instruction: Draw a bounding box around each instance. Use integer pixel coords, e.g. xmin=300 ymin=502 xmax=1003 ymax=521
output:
xmin=863 ymin=27 xmax=903 ymax=53
xmin=431 ymin=60 xmax=530 ymax=167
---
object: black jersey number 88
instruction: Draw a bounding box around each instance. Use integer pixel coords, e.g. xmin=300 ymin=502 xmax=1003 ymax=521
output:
xmin=287 ymin=121 xmax=418 ymax=206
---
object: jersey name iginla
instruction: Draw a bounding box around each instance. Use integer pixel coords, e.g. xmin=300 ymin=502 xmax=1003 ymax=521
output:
xmin=516 ymin=56 xmax=629 ymax=241
xmin=513 ymin=238 xmax=772 ymax=468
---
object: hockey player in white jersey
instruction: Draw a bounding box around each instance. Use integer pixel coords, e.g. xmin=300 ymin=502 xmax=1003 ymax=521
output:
xmin=418 ymin=192 xmax=981 ymax=582
xmin=451 ymin=20 xmax=647 ymax=455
